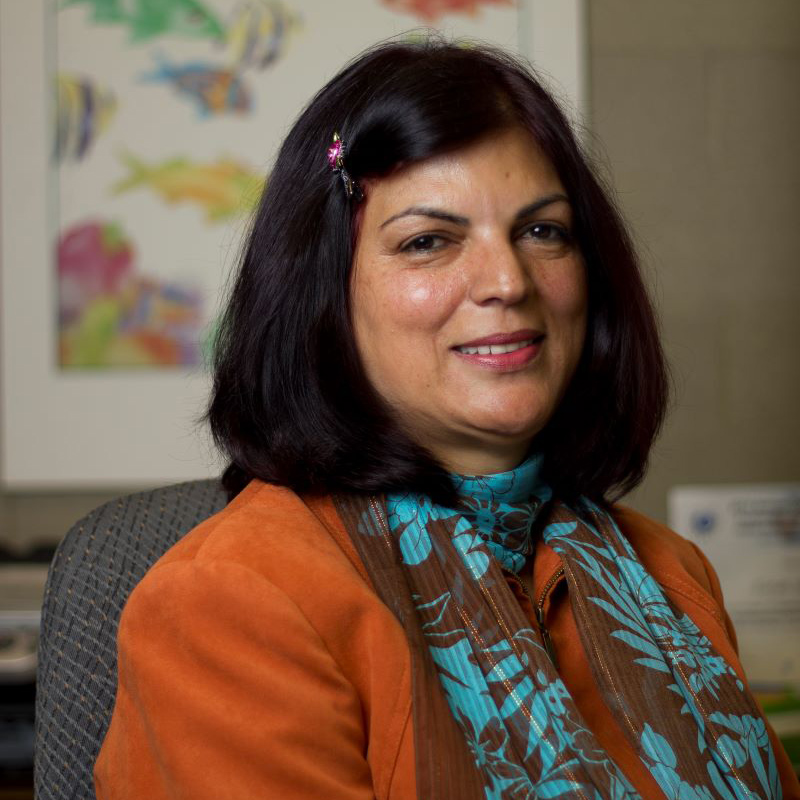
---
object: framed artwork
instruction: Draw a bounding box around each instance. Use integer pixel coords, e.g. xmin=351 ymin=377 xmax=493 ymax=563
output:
xmin=0 ymin=0 xmax=587 ymax=488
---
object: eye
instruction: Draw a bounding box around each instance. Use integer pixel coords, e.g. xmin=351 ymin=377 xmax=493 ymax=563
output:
xmin=523 ymin=222 xmax=570 ymax=243
xmin=400 ymin=233 xmax=447 ymax=253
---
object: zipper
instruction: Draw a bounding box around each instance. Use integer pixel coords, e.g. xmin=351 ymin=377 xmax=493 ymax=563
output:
xmin=535 ymin=565 xmax=564 ymax=671
xmin=537 ymin=566 xmax=565 ymax=614
xmin=504 ymin=565 xmax=564 ymax=670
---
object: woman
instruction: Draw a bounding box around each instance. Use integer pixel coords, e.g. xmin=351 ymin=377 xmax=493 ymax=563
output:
xmin=94 ymin=40 xmax=799 ymax=799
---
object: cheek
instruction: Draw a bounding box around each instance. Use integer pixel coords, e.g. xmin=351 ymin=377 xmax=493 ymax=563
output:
xmin=538 ymin=263 xmax=588 ymax=322
xmin=398 ymin=276 xmax=457 ymax=329
xmin=368 ymin=271 xmax=462 ymax=335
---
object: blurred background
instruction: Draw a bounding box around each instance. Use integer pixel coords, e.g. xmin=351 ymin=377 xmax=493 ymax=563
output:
xmin=0 ymin=0 xmax=798 ymax=795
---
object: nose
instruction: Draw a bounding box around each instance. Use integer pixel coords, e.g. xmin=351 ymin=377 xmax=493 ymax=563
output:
xmin=467 ymin=237 xmax=532 ymax=307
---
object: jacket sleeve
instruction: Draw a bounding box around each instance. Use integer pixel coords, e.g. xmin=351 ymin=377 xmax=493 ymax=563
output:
xmin=94 ymin=558 xmax=376 ymax=800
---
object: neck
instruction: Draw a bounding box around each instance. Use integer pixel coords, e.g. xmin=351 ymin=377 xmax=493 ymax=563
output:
xmin=432 ymin=440 xmax=531 ymax=477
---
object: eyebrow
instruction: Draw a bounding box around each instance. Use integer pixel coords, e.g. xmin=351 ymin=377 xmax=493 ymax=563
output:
xmin=380 ymin=192 xmax=570 ymax=229
xmin=514 ymin=192 xmax=570 ymax=221
xmin=380 ymin=206 xmax=468 ymax=229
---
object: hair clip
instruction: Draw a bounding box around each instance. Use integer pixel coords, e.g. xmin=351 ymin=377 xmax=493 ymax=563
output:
xmin=327 ymin=132 xmax=361 ymax=201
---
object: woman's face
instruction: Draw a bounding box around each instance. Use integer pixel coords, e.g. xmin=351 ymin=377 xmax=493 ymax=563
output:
xmin=350 ymin=126 xmax=587 ymax=475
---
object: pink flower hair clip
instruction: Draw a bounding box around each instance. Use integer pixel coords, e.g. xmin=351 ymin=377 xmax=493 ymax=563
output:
xmin=327 ymin=132 xmax=362 ymax=201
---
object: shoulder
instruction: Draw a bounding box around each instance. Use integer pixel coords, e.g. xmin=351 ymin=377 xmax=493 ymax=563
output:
xmin=610 ymin=504 xmax=731 ymax=631
xmin=152 ymin=480 xmax=368 ymax=587
xmin=611 ymin=504 xmax=708 ymax=584
xmin=124 ymin=481 xmax=382 ymax=666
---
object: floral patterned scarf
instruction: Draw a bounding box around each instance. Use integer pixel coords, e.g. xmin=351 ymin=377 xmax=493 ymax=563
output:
xmin=333 ymin=456 xmax=781 ymax=800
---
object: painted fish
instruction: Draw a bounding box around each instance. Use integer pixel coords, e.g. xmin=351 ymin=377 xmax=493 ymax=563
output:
xmin=58 ymin=219 xmax=134 ymax=325
xmin=142 ymin=53 xmax=251 ymax=116
xmin=55 ymin=74 xmax=117 ymax=162
xmin=58 ymin=218 xmax=205 ymax=367
xmin=60 ymin=276 xmax=204 ymax=367
xmin=60 ymin=0 xmax=225 ymax=43
xmin=381 ymin=0 xmax=514 ymax=22
xmin=112 ymin=153 xmax=266 ymax=222
xmin=224 ymin=0 xmax=302 ymax=70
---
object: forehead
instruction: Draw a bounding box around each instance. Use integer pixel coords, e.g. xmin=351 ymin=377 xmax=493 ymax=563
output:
xmin=360 ymin=127 xmax=564 ymax=220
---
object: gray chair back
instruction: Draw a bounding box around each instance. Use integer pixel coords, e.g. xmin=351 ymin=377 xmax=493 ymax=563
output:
xmin=34 ymin=480 xmax=227 ymax=800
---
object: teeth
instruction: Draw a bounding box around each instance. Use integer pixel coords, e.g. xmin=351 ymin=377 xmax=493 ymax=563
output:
xmin=458 ymin=339 xmax=534 ymax=356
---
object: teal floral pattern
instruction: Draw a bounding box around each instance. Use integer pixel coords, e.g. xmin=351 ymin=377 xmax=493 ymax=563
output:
xmin=360 ymin=456 xmax=782 ymax=799
xmin=543 ymin=500 xmax=780 ymax=798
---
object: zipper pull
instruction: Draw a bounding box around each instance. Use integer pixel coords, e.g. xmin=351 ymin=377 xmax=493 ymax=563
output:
xmin=536 ymin=605 xmax=559 ymax=670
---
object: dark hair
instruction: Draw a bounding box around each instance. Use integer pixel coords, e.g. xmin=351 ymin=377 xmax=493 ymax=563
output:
xmin=208 ymin=38 xmax=668 ymax=504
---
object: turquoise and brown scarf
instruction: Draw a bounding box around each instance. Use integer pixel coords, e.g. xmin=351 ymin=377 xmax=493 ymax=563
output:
xmin=334 ymin=455 xmax=781 ymax=800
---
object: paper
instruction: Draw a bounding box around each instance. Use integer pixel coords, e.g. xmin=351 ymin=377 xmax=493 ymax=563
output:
xmin=668 ymin=483 xmax=800 ymax=686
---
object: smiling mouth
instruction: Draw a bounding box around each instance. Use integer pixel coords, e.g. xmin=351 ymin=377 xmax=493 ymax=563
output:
xmin=455 ymin=339 xmax=536 ymax=356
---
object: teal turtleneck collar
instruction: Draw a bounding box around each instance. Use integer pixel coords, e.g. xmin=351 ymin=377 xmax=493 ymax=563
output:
xmin=386 ymin=454 xmax=552 ymax=575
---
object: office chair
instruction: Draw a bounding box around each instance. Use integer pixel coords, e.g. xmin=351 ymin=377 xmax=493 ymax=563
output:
xmin=34 ymin=480 xmax=227 ymax=800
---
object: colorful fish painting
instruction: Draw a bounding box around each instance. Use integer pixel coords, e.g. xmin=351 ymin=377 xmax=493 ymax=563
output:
xmin=112 ymin=153 xmax=265 ymax=222
xmin=60 ymin=0 xmax=225 ymax=43
xmin=142 ymin=53 xmax=251 ymax=116
xmin=58 ymin=219 xmax=205 ymax=367
xmin=224 ymin=0 xmax=302 ymax=70
xmin=55 ymin=74 xmax=117 ymax=162
xmin=381 ymin=0 xmax=514 ymax=22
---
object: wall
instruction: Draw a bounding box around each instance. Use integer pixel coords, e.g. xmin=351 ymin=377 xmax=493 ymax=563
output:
xmin=589 ymin=0 xmax=800 ymax=520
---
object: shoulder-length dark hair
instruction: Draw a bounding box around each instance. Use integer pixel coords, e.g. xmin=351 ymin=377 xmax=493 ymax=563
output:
xmin=208 ymin=38 xmax=668 ymax=504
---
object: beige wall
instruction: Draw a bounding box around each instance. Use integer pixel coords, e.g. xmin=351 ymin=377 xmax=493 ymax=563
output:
xmin=1 ymin=0 xmax=798 ymax=551
xmin=589 ymin=0 xmax=800 ymax=520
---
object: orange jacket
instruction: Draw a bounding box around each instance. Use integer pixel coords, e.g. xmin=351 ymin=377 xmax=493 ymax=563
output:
xmin=94 ymin=481 xmax=800 ymax=799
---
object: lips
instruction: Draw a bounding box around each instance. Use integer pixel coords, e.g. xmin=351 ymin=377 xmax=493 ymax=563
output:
xmin=454 ymin=329 xmax=543 ymax=352
xmin=452 ymin=329 xmax=545 ymax=371
xmin=456 ymin=339 xmax=535 ymax=356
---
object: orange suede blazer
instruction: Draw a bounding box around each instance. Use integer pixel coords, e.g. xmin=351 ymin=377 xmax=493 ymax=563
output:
xmin=94 ymin=481 xmax=800 ymax=799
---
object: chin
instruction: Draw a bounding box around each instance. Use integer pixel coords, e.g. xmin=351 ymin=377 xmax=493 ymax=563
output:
xmin=466 ymin=410 xmax=548 ymax=445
